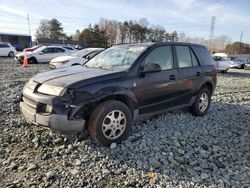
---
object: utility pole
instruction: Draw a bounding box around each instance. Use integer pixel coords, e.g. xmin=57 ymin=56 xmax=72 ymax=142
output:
xmin=209 ymin=16 xmax=216 ymax=53
xmin=239 ymin=30 xmax=243 ymax=54
xmin=27 ymin=14 xmax=31 ymax=35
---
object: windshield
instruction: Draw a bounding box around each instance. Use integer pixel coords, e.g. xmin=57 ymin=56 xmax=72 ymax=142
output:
xmin=85 ymin=45 xmax=149 ymax=71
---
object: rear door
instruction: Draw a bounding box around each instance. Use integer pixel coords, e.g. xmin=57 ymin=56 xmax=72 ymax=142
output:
xmin=52 ymin=47 xmax=66 ymax=60
xmin=135 ymin=45 xmax=183 ymax=114
xmin=174 ymin=45 xmax=203 ymax=104
xmin=37 ymin=47 xmax=54 ymax=62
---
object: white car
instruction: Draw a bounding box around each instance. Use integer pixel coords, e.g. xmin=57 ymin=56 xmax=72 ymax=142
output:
xmin=212 ymin=53 xmax=231 ymax=73
xmin=15 ymin=46 xmax=74 ymax=64
xmin=49 ymin=48 xmax=104 ymax=69
xmin=0 ymin=42 xmax=16 ymax=57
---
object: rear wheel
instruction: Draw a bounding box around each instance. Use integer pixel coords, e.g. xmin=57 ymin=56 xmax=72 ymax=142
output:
xmin=88 ymin=100 xmax=132 ymax=146
xmin=8 ymin=51 xmax=14 ymax=57
xmin=189 ymin=87 xmax=211 ymax=116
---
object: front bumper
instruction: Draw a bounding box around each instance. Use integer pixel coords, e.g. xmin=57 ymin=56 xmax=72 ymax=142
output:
xmin=20 ymin=83 xmax=86 ymax=134
xmin=20 ymin=101 xmax=85 ymax=134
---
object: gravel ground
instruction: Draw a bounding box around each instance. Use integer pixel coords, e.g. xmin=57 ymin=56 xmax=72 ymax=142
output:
xmin=0 ymin=58 xmax=249 ymax=188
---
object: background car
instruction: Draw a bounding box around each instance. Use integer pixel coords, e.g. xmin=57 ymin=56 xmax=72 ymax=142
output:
xmin=0 ymin=42 xmax=16 ymax=57
xmin=229 ymin=57 xmax=245 ymax=69
xmin=244 ymin=59 xmax=250 ymax=69
xmin=49 ymin=48 xmax=104 ymax=69
xmin=15 ymin=46 xmax=74 ymax=64
xmin=212 ymin=53 xmax=231 ymax=73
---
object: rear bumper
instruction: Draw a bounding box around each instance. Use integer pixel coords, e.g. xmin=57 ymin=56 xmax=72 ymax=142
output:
xmin=20 ymin=101 xmax=85 ymax=134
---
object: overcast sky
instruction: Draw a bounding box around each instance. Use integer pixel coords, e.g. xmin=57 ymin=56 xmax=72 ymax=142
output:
xmin=0 ymin=0 xmax=249 ymax=43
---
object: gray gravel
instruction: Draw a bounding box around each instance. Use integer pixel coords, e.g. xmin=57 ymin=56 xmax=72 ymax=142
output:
xmin=0 ymin=58 xmax=250 ymax=187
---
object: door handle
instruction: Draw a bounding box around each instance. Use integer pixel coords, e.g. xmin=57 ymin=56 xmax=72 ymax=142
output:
xmin=169 ymin=75 xmax=176 ymax=80
xmin=196 ymin=72 xmax=201 ymax=76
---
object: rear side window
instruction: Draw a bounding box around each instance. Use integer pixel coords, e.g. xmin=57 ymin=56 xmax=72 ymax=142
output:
xmin=0 ymin=44 xmax=9 ymax=48
xmin=192 ymin=46 xmax=213 ymax=65
xmin=144 ymin=46 xmax=173 ymax=70
xmin=176 ymin=46 xmax=192 ymax=68
xmin=54 ymin=48 xmax=65 ymax=53
xmin=42 ymin=48 xmax=53 ymax=54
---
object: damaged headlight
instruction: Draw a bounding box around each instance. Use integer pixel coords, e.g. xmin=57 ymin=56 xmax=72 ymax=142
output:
xmin=37 ymin=84 xmax=66 ymax=96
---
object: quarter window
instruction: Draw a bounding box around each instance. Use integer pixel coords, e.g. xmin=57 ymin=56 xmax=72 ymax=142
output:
xmin=176 ymin=46 xmax=192 ymax=68
xmin=144 ymin=46 xmax=173 ymax=70
xmin=191 ymin=50 xmax=199 ymax=66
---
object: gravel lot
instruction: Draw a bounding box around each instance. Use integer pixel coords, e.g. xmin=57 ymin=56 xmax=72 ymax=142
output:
xmin=0 ymin=58 xmax=249 ymax=188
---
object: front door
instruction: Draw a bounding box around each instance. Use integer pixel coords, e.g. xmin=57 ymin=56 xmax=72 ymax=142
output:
xmin=135 ymin=45 xmax=182 ymax=114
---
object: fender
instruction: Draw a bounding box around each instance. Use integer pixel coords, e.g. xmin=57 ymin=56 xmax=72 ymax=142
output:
xmin=199 ymin=75 xmax=216 ymax=93
xmin=68 ymin=86 xmax=139 ymax=120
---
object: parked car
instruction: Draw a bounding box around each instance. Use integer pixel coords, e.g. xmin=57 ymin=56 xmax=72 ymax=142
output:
xmin=244 ymin=60 xmax=250 ymax=70
xmin=228 ymin=57 xmax=245 ymax=69
xmin=49 ymin=48 xmax=104 ymax=69
xmin=212 ymin=53 xmax=231 ymax=73
xmin=0 ymin=42 xmax=16 ymax=57
xmin=24 ymin=45 xmax=43 ymax=52
xmin=20 ymin=42 xmax=217 ymax=146
xmin=15 ymin=46 xmax=74 ymax=64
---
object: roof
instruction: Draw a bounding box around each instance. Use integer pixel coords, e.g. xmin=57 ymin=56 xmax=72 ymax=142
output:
xmin=114 ymin=42 xmax=206 ymax=48
xmin=0 ymin=32 xmax=31 ymax=37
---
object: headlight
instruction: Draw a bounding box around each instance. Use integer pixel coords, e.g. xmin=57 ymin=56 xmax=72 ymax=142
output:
xmin=37 ymin=84 xmax=66 ymax=96
xmin=25 ymin=79 xmax=37 ymax=90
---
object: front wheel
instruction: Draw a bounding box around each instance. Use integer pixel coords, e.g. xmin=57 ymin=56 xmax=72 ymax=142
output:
xmin=88 ymin=100 xmax=132 ymax=146
xmin=189 ymin=87 xmax=211 ymax=116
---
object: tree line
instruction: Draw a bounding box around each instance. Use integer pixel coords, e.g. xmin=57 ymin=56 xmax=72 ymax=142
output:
xmin=36 ymin=18 xmax=178 ymax=48
xmin=35 ymin=18 xmax=250 ymax=54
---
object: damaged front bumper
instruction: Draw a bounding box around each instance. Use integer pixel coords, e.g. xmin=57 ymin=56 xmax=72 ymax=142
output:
xmin=20 ymin=82 xmax=86 ymax=134
xmin=20 ymin=102 xmax=85 ymax=134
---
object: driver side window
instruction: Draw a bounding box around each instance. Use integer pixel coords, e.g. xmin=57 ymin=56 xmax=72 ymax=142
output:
xmin=144 ymin=46 xmax=173 ymax=70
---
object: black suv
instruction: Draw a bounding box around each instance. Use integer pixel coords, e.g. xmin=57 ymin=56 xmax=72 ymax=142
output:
xmin=20 ymin=42 xmax=217 ymax=146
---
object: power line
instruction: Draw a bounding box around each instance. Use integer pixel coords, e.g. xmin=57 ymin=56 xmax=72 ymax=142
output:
xmin=209 ymin=16 xmax=216 ymax=52
xmin=27 ymin=14 xmax=31 ymax=35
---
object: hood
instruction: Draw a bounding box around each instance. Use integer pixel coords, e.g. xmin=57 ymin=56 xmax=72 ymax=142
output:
xmin=50 ymin=55 xmax=77 ymax=63
xmin=32 ymin=65 xmax=123 ymax=88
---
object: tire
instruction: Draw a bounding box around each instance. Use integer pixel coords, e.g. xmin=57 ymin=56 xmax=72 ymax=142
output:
xmin=241 ymin=64 xmax=244 ymax=69
xmin=8 ymin=51 xmax=14 ymax=57
xmin=189 ymin=87 xmax=211 ymax=116
xmin=72 ymin=63 xmax=80 ymax=66
xmin=28 ymin=57 xmax=37 ymax=64
xmin=88 ymin=100 xmax=132 ymax=146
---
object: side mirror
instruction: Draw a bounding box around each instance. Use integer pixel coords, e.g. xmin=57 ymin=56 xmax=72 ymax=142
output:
xmin=141 ymin=63 xmax=161 ymax=73
xmin=38 ymin=52 xmax=43 ymax=55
